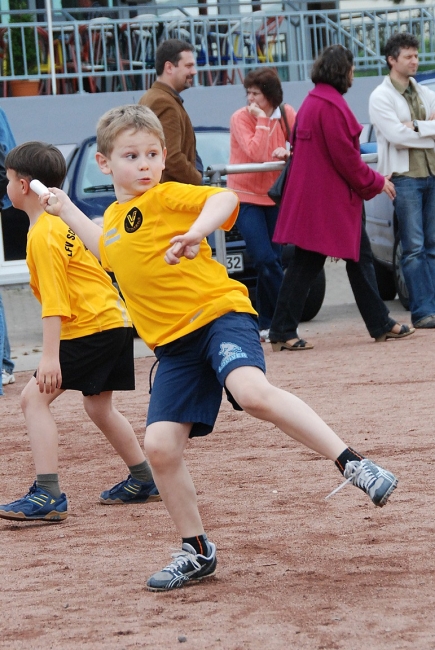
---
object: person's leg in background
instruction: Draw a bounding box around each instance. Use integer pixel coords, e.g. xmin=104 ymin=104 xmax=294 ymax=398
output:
xmin=345 ymin=224 xmax=398 ymax=340
xmin=236 ymin=203 xmax=284 ymax=332
xmin=269 ymin=246 xmax=326 ymax=348
xmin=393 ymin=176 xmax=435 ymax=325
xmin=0 ymin=294 xmax=4 ymax=396
xmin=421 ymin=175 xmax=435 ymax=309
xmin=0 ymin=293 xmax=15 ymax=385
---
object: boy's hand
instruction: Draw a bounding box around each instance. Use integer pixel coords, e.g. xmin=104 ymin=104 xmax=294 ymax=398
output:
xmin=40 ymin=187 xmax=73 ymax=217
xmin=36 ymin=355 xmax=62 ymax=393
xmin=38 ymin=188 xmax=103 ymax=260
xmin=36 ymin=354 xmax=62 ymax=394
xmin=164 ymin=229 xmax=202 ymax=264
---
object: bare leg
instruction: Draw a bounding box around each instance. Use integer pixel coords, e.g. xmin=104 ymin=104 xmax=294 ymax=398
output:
xmin=83 ymin=391 xmax=145 ymax=467
xmin=144 ymin=422 xmax=203 ymax=537
xmin=20 ymin=377 xmax=64 ymax=474
xmin=225 ymin=366 xmax=347 ymax=461
xmin=143 ymin=368 xmax=346 ymax=541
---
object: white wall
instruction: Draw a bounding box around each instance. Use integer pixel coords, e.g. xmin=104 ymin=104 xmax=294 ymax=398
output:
xmin=0 ymin=75 xmax=384 ymax=147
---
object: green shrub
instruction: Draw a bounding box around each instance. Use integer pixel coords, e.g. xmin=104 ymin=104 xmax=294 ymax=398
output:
xmin=8 ymin=1 xmax=37 ymax=76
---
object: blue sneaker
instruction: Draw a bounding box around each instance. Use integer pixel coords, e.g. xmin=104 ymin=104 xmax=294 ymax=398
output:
xmin=147 ymin=542 xmax=217 ymax=592
xmin=99 ymin=475 xmax=161 ymax=505
xmin=0 ymin=482 xmax=68 ymax=522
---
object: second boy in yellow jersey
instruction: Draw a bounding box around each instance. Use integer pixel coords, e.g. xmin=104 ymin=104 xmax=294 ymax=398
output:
xmin=0 ymin=141 xmax=160 ymax=523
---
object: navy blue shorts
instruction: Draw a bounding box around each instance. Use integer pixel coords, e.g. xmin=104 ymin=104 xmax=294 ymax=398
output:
xmin=147 ymin=312 xmax=266 ymax=438
xmin=48 ymin=327 xmax=135 ymax=396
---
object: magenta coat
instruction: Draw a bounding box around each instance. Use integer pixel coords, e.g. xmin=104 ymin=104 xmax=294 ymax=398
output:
xmin=273 ymin=84 xmax=385 ymax=261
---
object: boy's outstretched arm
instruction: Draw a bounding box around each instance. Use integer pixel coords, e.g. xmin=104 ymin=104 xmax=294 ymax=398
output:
xmin=43 ymin=188 xmax=102 ymax=260
xmin=165 ymin=191 xmax=239 ymax=265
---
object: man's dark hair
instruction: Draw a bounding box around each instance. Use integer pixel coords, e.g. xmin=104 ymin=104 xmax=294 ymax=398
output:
xmin=243 ymin=67 xmax=283 ymax=109
xmin=155 ymin=39 xmax=195 ymax=76
xmin=383 ymin=32 xmax=419 ymax=69
xmin=5 ymin=141 xmax=66 ymax=188
xmin=311 ymin=44 xmax=354 ymax=95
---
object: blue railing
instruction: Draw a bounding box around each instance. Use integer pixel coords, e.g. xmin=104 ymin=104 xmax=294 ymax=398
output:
xmin=1 ymin=4 xmax=435 ymax=96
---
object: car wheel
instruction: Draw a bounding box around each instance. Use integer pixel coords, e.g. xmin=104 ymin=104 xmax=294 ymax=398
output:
xmin=373 ymin=259 xmax=396 ymax=301
xmin=301 ymin=267 xmax=326 ymax=322
xmin=392 ymin=234 xmax=410 ymax=310
xmin=282 ymin=245 xmax=326 ymax=322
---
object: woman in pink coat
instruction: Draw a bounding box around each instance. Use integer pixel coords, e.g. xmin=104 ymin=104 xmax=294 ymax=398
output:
xmin=269 ymin=45 xmax=414 ymax=350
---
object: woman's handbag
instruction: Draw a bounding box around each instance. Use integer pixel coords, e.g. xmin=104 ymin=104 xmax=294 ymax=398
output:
xmin=267 ymin=156 xmax=292 ymax=206
xmin=267 ymin=104 xmax=294 ymax=206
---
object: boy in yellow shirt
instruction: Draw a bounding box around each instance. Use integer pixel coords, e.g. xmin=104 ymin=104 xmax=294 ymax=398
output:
xmin=0 ymin=141 xmax=160 ymax=522
xmin=40 ymin=106 xmax=397 ymax=590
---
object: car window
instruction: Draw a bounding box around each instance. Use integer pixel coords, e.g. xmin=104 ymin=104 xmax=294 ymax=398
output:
xmin=421 ymin=81 xmax=435 ymax=93
xmin=78 ymin=142 xmax=113 ymax=195
xmin=359 ymin=123 xmax=371 ymax=144
xmin=195 ymin=130 xmax=230 ymax=171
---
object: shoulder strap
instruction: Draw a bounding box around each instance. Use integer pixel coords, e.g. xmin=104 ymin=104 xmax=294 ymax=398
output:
xmin=279 ymin=103 xmax=292 ymax=141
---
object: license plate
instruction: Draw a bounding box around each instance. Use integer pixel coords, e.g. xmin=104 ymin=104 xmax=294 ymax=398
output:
xmin=226 ymin=253 xmax=244 ymax=274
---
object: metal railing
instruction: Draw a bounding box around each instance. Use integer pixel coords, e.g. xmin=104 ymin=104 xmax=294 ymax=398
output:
xmin=1 ymin=5 xmax=435 ymax=95
xmin=206 ymin=160 xmax=285 ymax=266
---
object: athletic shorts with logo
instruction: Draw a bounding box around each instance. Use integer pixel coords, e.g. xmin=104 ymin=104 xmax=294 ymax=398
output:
xmin=147 ymin=312 xmax=266 ymax=437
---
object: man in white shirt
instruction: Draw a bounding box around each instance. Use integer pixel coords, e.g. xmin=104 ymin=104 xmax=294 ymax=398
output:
xmin=369 ymin=32 xmax=435 ymax=328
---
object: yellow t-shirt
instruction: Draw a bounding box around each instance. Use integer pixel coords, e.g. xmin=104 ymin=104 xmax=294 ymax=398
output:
xmin=27 ymin=212 xmax=131 ymax=340
xmin=99 ymin=183 xmax=256 ymax=350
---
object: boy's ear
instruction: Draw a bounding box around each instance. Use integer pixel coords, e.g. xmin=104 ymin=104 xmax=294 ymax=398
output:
xmin=95 ymin=152 xmax=112 ymax=175
xmin=20 ymin=177 xmax=31 ymax=195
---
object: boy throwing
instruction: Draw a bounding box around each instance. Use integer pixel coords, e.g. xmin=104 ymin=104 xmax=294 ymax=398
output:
xmin=40 ymin=106 xmax=397 ymax=589
xmin=0 ymin=141 xmax=160 ymax=522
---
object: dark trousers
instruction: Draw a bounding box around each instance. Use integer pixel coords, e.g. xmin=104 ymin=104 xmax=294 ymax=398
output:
xmin=269 ymin=225 xmax=396 ymax=341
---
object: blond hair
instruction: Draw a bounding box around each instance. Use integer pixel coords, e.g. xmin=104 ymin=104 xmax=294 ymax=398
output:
xmin=96 ymin=105 xmax=166 ymax=157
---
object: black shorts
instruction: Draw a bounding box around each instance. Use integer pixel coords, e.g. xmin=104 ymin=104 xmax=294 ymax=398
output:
xmin=51 ymin=327 xmax=134 ymax=396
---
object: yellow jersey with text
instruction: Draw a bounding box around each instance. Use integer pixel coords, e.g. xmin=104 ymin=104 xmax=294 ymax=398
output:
xmin=99 ymin=183 xmax=256 ymax=350
xmin=27 ymin=212 xmax=131 ymax=340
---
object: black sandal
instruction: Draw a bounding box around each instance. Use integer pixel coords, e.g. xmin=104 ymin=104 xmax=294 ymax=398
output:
xmin=375 ymin=324 xmax=415 ymax=342
xmin=271 ymin=338 xmax=314 ymax=351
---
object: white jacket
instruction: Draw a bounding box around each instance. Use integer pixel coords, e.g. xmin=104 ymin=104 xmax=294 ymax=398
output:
xmin=369 ymin=75 xmax=435 ymax=175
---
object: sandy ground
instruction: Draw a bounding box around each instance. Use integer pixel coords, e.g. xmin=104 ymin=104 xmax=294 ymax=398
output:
xmin=0 ymin=300 xmax=434 ymax=650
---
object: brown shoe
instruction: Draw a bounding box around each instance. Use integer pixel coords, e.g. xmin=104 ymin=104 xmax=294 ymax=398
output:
xmin=414 ymin=315 xmax=435 ymax=329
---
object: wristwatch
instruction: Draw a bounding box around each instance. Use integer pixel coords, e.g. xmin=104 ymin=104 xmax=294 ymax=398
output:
xmin=413 ymin=120 xmax=419 ymax=132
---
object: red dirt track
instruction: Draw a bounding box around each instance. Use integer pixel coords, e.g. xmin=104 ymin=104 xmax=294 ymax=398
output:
xmin=0 ymin=302 xmax=434 ymax=649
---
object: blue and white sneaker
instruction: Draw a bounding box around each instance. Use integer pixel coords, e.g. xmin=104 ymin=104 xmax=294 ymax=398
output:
xmin=99 ymin=474 xmax=161 ymax=505
xmin=147 ymin=542 xmax=217 ymax=592
xmin=0 ymin=482 xmax=68 ymax=522
xmin=326 ymin=459 xmax=398 ymax=507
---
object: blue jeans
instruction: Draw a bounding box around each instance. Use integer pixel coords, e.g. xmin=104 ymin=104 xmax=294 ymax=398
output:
xmin=236 ymin=203 xmax=284 ymax=330
xmin=393 ymin=175 xmax=435 ymax=324
xmin=0 ymin=293 xmax=14 ymax=396
xmin=269 ymin=225 xmax=395 ymax=341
